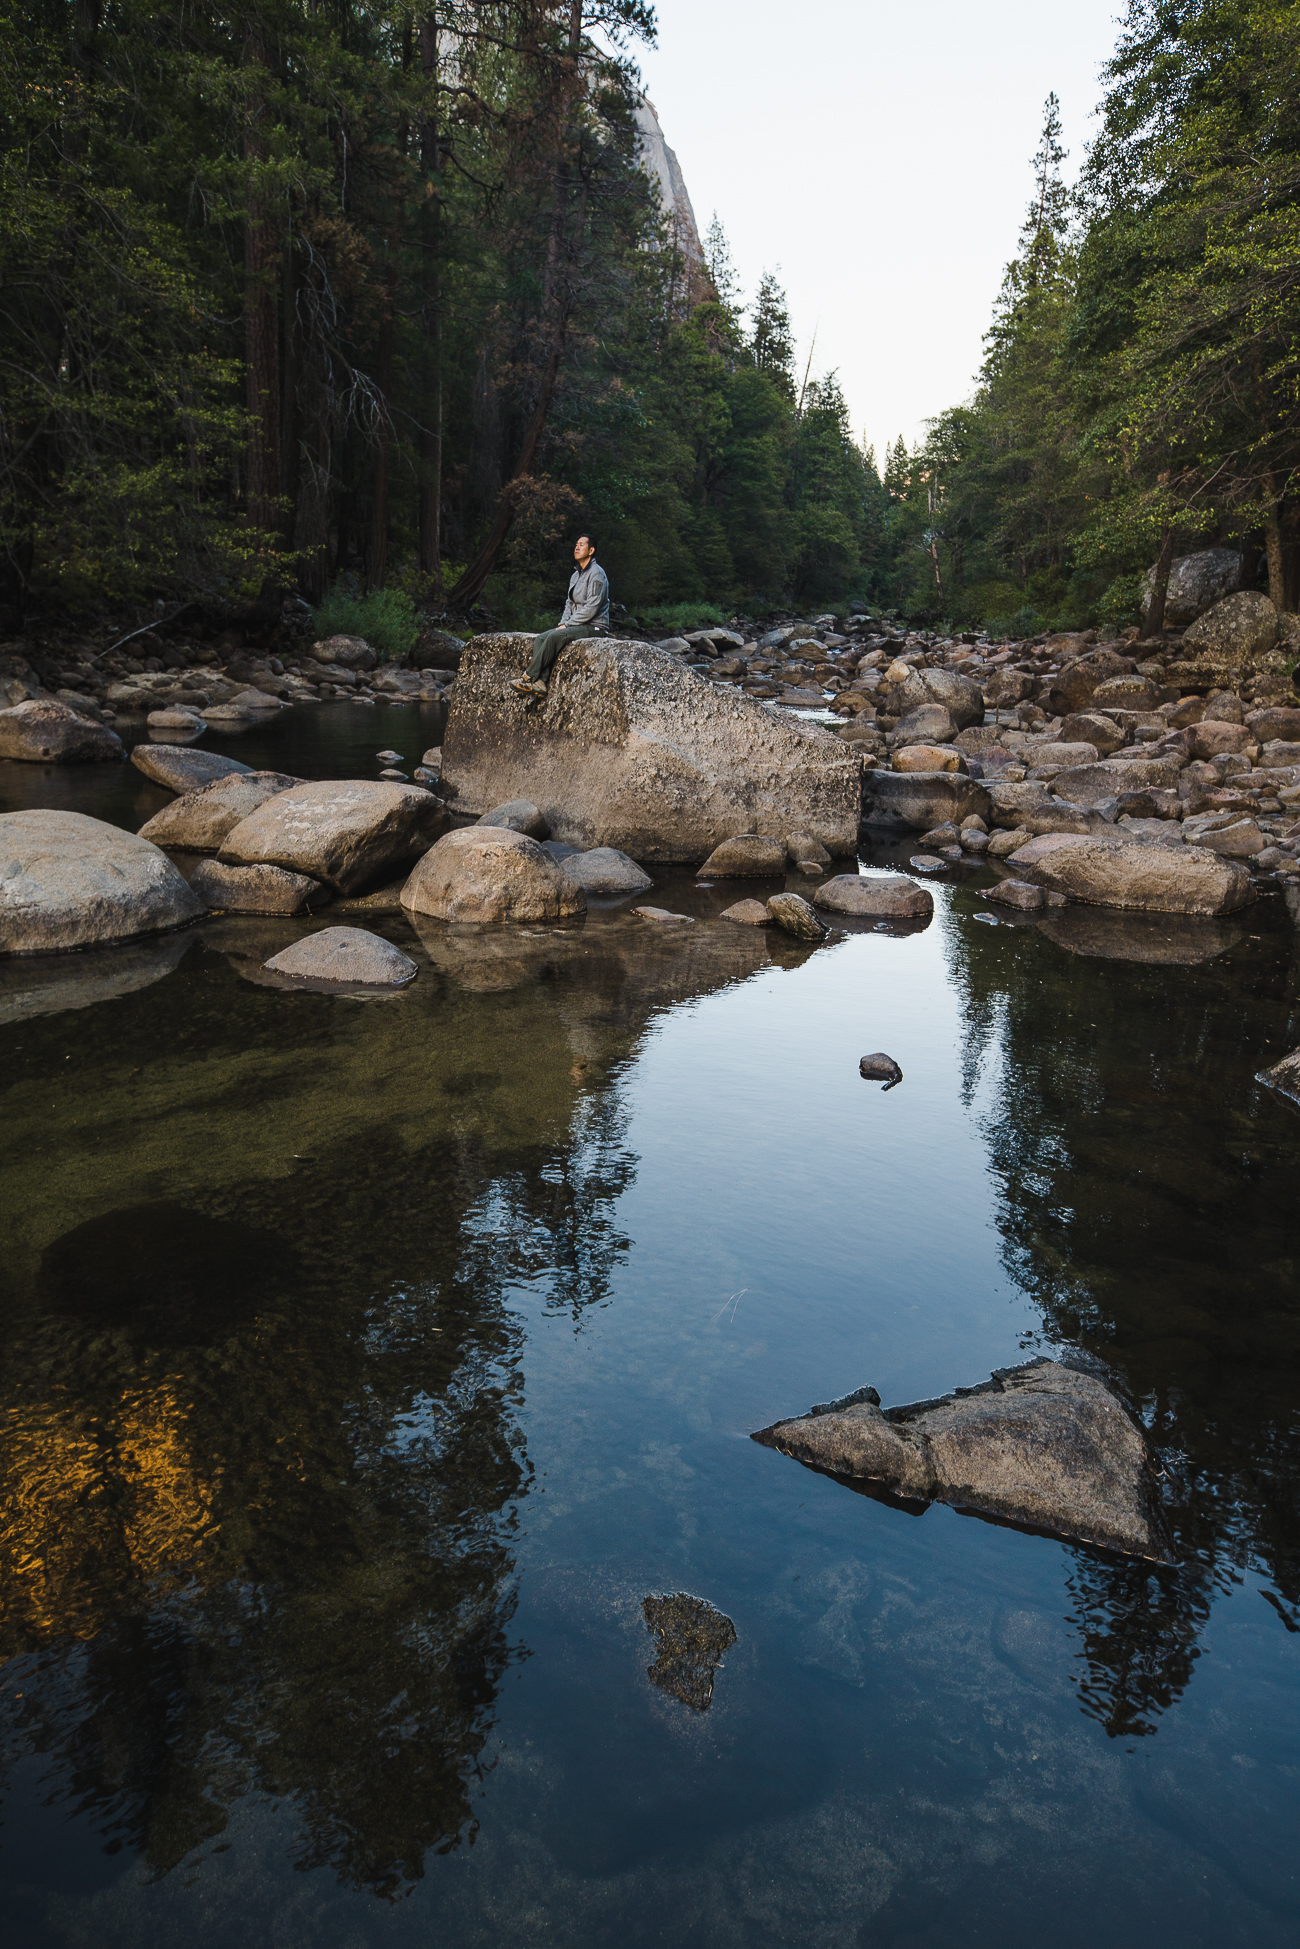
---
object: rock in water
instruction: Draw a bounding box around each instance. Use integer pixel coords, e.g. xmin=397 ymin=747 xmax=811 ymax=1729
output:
xmin=477 ymin=798 xmax=549 ymax=838
xmin=1010 ymin=835 xmax=1254 ymax=916
xmin=861 ymin=770 xmax=990 ymax=831
xmin=0 ymin=809 xmax=203 ymax=955
xmin=559 ymin=846 xmax=653 ymax=897
xmin=219 ymin=779 xmax=448 ymax=894
xmin=766 ymin=892 xmax=826 ymax=939
xmin=137 ymin=771 xmax=301 ymax=852
xmin=0 ymin=700 xmax=123 ymax=764
xmin=132 ymin=745 xmax=253 ymax=793
xmin=401 ymin=824 xmax=586 ymax=923
xmin=440 ymin=634 xmax=862 ymax=861
xmin=814 ymin=874 xmax=932 ymax=920
xmin=190 ymin=860 xmax=332 ymax=916
xmin=752 ymin=1359 xmax=1169 ymax=1560
xmin=697 ymin=834 xmax=788 ymax=878
xmin=859 ymin=1052 xmax=903 ymax=1087
xmin=642 ymin=1593 xmax=736 ymax=1711
xmin=262 ymin=925 xmax=416 ymax=987
xmin=1256 ymin=1046 xmax=1300 ymax=1110
xmin=632 ymin=905 xmax=693 ymax=924
xmin=720 ymin=898 xmax=771 ymax=925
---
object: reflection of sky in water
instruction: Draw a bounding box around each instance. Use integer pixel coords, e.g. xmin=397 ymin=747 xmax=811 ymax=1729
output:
xmin=0 ymin=832 xmax=1298 ymax=1945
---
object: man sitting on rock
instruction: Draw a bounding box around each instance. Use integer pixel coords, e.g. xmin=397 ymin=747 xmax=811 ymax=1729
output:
xmin=512 ymin=534 xmax=609 ymax=699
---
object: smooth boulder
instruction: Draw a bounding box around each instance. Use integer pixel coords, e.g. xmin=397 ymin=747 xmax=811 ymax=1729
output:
xmin=137 ymin=770 xmax=300 ymax=852
xmin=559 ymin=847 xmax=653 ymax=897
xmin=752 ymin=1359 xmax=1168 ymax=1560
xmin=813 ymin=874 xmax=933 ymax=920
xmin=190 ymin=860 xmax=332 ymax=915
xmin=440 ymin=635 xmax=862 ymax=861
xmin=1010 ymin=834 xmax=1254 ymax=915
xmin=720 ymin=898 xmax=770 ymax=926
xmin=262 ymin=925 xmax=415 ymax=987
xmin=400 ymin=824 xmax=586 ymax=923
xmin=132 ymin=745 xmax=253 ymax=793
xmin=861 ymin=770 xmax=990 ymax=830
xmin=477 ymin=798 xmax=549 ymax=838
xmin=892 ymin=702 xmax=956 ymax=747
xmin=0 ymin=809 xmax=203 ymax=955
xmin=893 ymin=743 xmax=966 ymax=774
xmin=0 ymin=700 xmax=123 ymax=765
xmin=1143 ymin=547 xmax=1249 ymax=624
xmin=219 ymin=779 xmax=448 ymax=894
xmin=697 ymin=834 xmax=787 ymax=878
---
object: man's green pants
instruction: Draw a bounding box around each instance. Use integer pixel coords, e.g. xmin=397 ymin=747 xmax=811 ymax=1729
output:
xmin=530 ymin=623 xmax=596 ymax=684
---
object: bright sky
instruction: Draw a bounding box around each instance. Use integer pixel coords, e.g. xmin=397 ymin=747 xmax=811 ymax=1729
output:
xmin=632 ymin=0 xmax=1125 ymax=465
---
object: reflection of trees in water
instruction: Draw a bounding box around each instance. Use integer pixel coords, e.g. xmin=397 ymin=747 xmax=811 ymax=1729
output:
xmin=0 ymin=1095 xmax=638 ymax=1895
xmin=941 ymin=905 xmax=1300 ymax=1734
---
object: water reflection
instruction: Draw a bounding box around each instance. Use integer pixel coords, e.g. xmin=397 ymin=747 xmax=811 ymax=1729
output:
xmin=944 ymin=896 xmax=1300 ymax=1730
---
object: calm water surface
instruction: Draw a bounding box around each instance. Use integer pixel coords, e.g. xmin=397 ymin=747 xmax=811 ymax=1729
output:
xmin=2 ymin=707 xmax=1299 ymax=1946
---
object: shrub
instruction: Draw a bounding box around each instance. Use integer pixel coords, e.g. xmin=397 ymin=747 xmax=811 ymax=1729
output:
xmin=311 ymin=584 xmax=420 ymax=662
xmin=635 ymin=600 xmax=729 ymax=633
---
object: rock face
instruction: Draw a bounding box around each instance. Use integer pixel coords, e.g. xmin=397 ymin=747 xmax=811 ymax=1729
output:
xmin=0 ymin=809 xmax=203 ymax=955
xmin=559 ymin=846 xmax=653 ymax=897
xmin=1010 ymin=834 xmax=1255 ymax=915
xmin=132 ymin=745 xmax=252 ymax=793
xmin=697 ymin=834 xmax=787 ymax=878
xmin=262 ymin=925 xmax=416 ymax=987
xmin=1144 ymin=547 xmax=1250 ymax=624
xmin=219 ymin=780 xmax=448 ymax=894
xmin=813 ymin=873 xmax=933 ymax=920
xmin=752 ymin=1358 xmax=1168 ymax=1560
xmin=400 ymin=824 xmax=586 ymax=923
xmin=1256 ymin=1046 xmax=1300 ymax=1109
xmin=861 ymin=771 xmax=990 ymax=830
xmin=0 ymin=700 xmax=123 ymax=765
xmin=137 ymin=771 xmax=300 ymax=851
xmin=440 ymin=634 xmax=862 ymax=861
xmin=190 ymin=860 xmax=331 ymax=915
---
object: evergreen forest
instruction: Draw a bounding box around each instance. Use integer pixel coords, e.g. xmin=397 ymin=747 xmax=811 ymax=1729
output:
xmin=2 ymin=0 xmax=1298 ymax=638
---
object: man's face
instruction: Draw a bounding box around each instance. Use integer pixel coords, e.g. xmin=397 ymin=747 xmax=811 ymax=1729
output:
xmin=574 ymin=536 xmax=594 ymax=567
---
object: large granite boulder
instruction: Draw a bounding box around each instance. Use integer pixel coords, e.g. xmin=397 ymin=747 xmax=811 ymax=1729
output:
xmin=0 ymin=700 xmax=123 ymax=765
xmin=400 ymin=825 xmax=586 ymax=923
xmin=1143 ymin=547 xmax=1250 ymax=624
xmin=861 ymin=770 xmax=990 ymax=830
xmin=892 ymin=702 xmax=956 ymax=746
xmin=887 ymin=666 xmax=984 ymax=729
xmin=986 ymin=781 xmax=1103 ymax=835
xmin=132 ymin=745 xmax=253 ymax=793
xmin=0 ymin=809 xmax=203 ymax=955
xmin=752 ymin=1358 xmax=1169 ymax=1559
xmin=218 ymin=779 xmax=448 ymax=894
xmin=137 ymin=770 xmax=300 ymax=852
xmin=439 ymin=634 xmax=862 ymax=862
xmin=1182 ymin=589 xmax=1279 ymax=661
xmin=1009 ymin=833 xmax=1255 ymax=915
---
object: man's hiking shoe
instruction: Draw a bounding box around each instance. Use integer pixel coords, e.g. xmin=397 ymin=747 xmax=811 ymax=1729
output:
xmin=510 ymin=678 xmax=547 ymax=698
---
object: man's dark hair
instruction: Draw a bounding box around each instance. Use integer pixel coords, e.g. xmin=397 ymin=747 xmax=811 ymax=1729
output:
xmin=578 ymin=533 xmax=597 ymax=553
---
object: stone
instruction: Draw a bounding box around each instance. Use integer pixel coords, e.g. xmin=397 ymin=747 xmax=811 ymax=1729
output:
xmin=440 ymin=634 xmax=862 ymax=861
xmin=894 ymin=743 xmax=967 ymax=774
xmin=985 ymin=878 xmax=1045 ymax=911
xmin=1143 ymin=546 xmax=1250 ymax=624
xmin=893 ymin=702 xmax=956 ymax=746
xmin=0 ymin=809 xmax=203 ymax=955
xmin=861 ymin=770 xmax=990 ymax=830
xmin=147 ymin=706 xmax=206 ymax=731
xmin=1261 ymin=741 xmax=1300 ymax=768
xmin=401 ymin=824 xmax=585 ymax=924
xmin=1010 ymin=834 xmax=1254 ymax=915
xmin=331 ymin=879 xmax=408 ymax=915
xmin=306 ymin=634 xmax=377 ymax=671
xmin=813 ymin=874 xmax=933 ymax=920
xmin=0 ymin=700 xmax=123 ymax=765
xmin=229 ymin=687 xmax=283 ymax=712
xmin=477 ymin=798 xmax=549 ymax=838
xmin=190 ymin=859 xmax=332 ymax=915
xmin=1021 ymin=741 xmax=1103 ymax=773
xmin=1046 ymin=649 xmax=1135 ymax=717
xmin=720 ymin=898 xmax=771 ymax=925
xmin=859 ymin=1052 xmax=903 ymax=1086
xmin=633 ymin=905 xmax=694 ymax=923
xmin=752 ymin=1358 xmax=1168 ymax=1559
xmin=421 ymin=746 xmax=443 ymax=769
xmin=786 ymin=831 xmax=832 ymax=868
xmin=415 ymin=625 xmax=466 ymax=668
xmin=985 ymin=781 xmax=1100 ymax=836
xmin=914 ymin=665 xmax=984 ymax=728
xmin=697 ymin=834 xmax=787 ymax=878
xmin=918 ymin=823 xmax=961 ymax=847
xmin=131 ymin=744 xmax=253 ymax=793
xmin=219 ymin=780 xmax=448 ymax=895
xmin=559 ymin=846 xmax=653 ymax=897
xmin=1256 ymin=1046 xmax=1300 ymax=1110
xmin=1184 ymin=817 xmax=1265 ymax=857
xmin=376 ymin=748 xmax=403 ymax=763
xmin=137 ymin=770 xmax=300 ymax=852
xmin=1246 ymin=706 xmax=1300 ymax=742
xmin=1189 ymin=720 xmax=1256 ymax=760
xmin=262 ymin=925 xmax=416 ymax=988
xmin=642 ymin=1593 xmax=736 ymax=1712
xmin=1049 ymin=758 xmax=1183 ymax=806
xmin=766 ymin=892 xmax=827 ymax=939
xmin=1181 ymin=590 xmax=1280 ymax=663
xmin=1089 ymin=674 xmax=1161 ymax=712
xmin=987 ymin=827 xmax=1031 ymax=859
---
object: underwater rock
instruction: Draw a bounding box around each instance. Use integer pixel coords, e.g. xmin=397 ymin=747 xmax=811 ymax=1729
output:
xmin=642 ymin=1593 xmax=736 ymax=1712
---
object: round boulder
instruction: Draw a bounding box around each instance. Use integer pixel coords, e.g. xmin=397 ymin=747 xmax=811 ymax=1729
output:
xmin=0 ymin=809 xmax=203 ymax=955
xmin=1182 ymin=590 xmax=1279 ymax=661
xmin=0 ymin=700 xmax=123 ymax=765
xmin=813 ymin=874 xmax=933 ymax=920
xmin=894 ymin=744 xmax=967 ymax=774
xmin=132 ymin=744 xmax=253 ymax=793
xmin=262 ymin=925 xmax=415 ymax=987
xmin=893 ymin=703 xmax=957 ymax=747
xmin=401 ymin=825 xmax=586 ymax=923
xmin=559 ymin=847 xmax=653 ymax=897
xmin=697 ymin=834 xmax=788 ymax=878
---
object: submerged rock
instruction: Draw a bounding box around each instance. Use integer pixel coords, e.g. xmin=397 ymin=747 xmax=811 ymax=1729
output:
xmin=753 ymin=1358 xmax=1169 ymax=1560
xmin=0 ymin=809 xmax=203 ymax=955
xmin=720 ymin=898 xmax=771 ymax=925
xmin=0 ymin=699 xmax=123 ymax=764
xmin=642 ymin=1593 xmax=736 ymax=1712
xmin=401 ymin=824 xmax=585 ymax=923
xmin=262 ymin=925 xmax=416 ymax=988
xmin=633 ymin=905 xmax=694 ymax=924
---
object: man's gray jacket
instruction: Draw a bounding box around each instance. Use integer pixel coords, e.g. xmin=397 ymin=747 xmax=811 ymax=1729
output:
xmin=559 ymin=558 xmax=610 ymax=630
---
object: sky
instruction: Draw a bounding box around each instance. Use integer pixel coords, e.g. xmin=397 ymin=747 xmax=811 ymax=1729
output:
xmin=629 ymin=0 xmax=1127 ymax=465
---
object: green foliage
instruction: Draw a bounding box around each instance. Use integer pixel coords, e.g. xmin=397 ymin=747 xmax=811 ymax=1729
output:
xmin=311 ymin=585 xmax=420 ymax=662
xmin=634 ymin=601 xmax=729 ymax=632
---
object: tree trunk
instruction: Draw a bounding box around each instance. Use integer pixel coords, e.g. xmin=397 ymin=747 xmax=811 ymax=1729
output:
xmin=368 ymin=252 xmax=399 ymax=591
xmin=244 ymin=26 xmax=281 ymax=541
xmin=418 ymin=17 xmax=443 ymax=584
xmin=448 ymin=1 xmax=584 ymax=611
xmin=1142 ymin=525 xmax=1176 ymax=638
xmin=1261 ymin=473 xmax=1286 ymax=611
